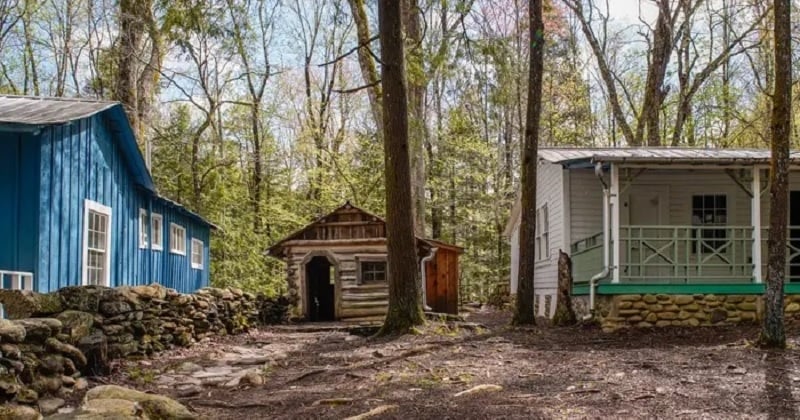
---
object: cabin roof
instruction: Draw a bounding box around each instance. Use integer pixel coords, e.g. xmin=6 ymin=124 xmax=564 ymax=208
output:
xmin=0 ymin=95 xmax=117 ymax=124
xmin=0 ymin=95 xmax=215 ymax=229
xmin=539 ymin=147 xmax=800 ymax=168
xmin=267 ymin=202 xmax=463 ymax=258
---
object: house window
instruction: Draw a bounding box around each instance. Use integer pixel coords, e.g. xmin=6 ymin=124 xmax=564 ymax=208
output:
xmin=170 ymin=223 xmax=186 ymax=255
xmin=151 ymin=214 xmax=163 ymax=251
xmin=191 ymin=238 xmax=204 ymax=269
xmin=536 ymin=204 xmax=549 ymax=261
xmin=139 ymin=209 xmax=148 ymax=248
xmin=83 ymin=200 xmax=112 ymax=286
xmin=359 ymin=260 xmax=387 ymax=283
xmin=692 ymin=194 xmax=727 ymax=253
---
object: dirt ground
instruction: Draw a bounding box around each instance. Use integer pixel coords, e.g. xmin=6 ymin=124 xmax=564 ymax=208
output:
xmin=97 ymin=309 xmax=800 ymax=419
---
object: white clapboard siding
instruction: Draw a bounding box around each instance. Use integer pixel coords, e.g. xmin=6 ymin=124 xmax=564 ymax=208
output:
xmin=509 ymin=161 xmax=564 ymax=315
xmin=569 ymin=169 xmax=604 ymax=244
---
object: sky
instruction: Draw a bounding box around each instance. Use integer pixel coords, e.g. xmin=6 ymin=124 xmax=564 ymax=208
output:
xmin=607 ymin=0 xmax=660 ymax=24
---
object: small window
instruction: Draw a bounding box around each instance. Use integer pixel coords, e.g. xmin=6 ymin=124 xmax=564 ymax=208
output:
xmin=692 ymin=194 xmax=727 ymax=253
xmin=191 ymin=238 xmax=204 ymax=269
xmin=535 ymin=204 xmax=550 ymax=261
xmin=170 ymin=223 xmax=186 ymax=255
xmin=151 ymin=214 xmax=163 ymax=251
xmin=83 ymin=200 xmax=112 ymax=286
xmin=139 ymin=209 xmax=148 ymax=248
xmin=360 ymin=261 xmax=386 ymax=283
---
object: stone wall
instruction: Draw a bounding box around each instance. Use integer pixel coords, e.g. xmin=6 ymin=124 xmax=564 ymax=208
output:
xmin=0 ymin=284 xmax=288 ymax=413
xmin=0 ymin=317 xmax=88 ymax=414
xmin=573 ymin=293 xmax=800 ymax=332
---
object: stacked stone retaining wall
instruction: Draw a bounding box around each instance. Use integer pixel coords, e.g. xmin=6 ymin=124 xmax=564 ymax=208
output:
xmin=573 ymin=293 xmax=800 ymax=332
xmin=0 ymin=284 xmax=288 ymax=413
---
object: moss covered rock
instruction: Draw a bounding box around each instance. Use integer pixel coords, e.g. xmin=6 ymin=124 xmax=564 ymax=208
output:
xmin=0 ymin=319 xmax=26 ymax=343
xmin=56 ymin=311 xmax=94 ymax=344
xmin=85 ymin=385 xmax=196 ymax=419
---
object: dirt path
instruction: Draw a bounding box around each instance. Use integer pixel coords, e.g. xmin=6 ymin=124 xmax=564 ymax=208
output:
xmin=95 ymin=309 xmax=800 ymax=419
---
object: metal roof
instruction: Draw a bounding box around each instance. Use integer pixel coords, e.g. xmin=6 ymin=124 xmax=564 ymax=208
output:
xmin=0 ymin=95 xmax=216 ymax=229
xmin=0 ymin=95 xmax=117 ymax=125
xmin=539 ymin=147 xmax=800 ymax=167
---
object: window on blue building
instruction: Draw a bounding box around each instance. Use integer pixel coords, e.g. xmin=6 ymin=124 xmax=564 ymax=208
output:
xmin=170 ymin=223 xmax=186 ymax=255
xmin=191 ymin=238 xmax=204 ymax=269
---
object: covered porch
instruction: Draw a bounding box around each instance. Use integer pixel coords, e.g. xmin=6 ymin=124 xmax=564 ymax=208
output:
xmin=567 ymin=150 xmax=800 ymax=295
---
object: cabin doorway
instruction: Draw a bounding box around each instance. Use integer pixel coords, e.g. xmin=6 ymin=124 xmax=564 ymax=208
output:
xmin=305 ymin=256 xmax=336 ymax=321
xmin=789 ymin=191 xmax=800 ymax=282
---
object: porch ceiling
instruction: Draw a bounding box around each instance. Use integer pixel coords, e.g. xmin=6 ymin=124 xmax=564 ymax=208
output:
xmin=540 ymin=147 xmax=800 ymax=168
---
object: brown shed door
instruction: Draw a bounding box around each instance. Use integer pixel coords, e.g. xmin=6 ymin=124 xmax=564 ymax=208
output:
xmin=425 ymin=249 xmax=459 ymax=314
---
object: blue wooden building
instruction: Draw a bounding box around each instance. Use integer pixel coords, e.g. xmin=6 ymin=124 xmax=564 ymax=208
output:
xmin=0 ymin=95 xmax=215 ymax=295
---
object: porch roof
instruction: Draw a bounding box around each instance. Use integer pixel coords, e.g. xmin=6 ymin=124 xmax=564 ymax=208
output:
xmin=540 ymin=147 xmax=800 ymax=168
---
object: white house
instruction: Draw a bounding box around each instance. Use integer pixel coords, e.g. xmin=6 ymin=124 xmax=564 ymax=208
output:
xmin=506 ymin=147 xmax=800 ymax=319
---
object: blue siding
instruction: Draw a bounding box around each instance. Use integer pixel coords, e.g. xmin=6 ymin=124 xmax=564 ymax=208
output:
xmin=0 ymin=131 xmax=40 ymax=274
xmin=35 ymin=115 xmax=211 ymax=293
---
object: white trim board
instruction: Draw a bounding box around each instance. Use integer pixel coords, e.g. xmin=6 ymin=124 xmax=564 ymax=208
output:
xmin=82 ymin=199 xmax=112 ymax=287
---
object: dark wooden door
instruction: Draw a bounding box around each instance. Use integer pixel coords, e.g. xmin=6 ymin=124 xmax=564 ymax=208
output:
xmin=790 ymin=191 xmax=800 ymax=282
xmin=306 ymin=257 xmax=335 ymax=321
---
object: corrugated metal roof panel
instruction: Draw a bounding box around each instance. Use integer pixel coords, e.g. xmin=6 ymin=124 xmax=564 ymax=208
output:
xmin=0 ymin=95 xmax=216 ymax=229
xmin=0 ymin=95 xmax=117 ymax=125
xmin=539 ymin=147 xmax=800 ymax=166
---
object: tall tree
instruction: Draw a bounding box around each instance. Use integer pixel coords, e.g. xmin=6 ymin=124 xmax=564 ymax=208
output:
xmin=760 ymin=0 xmax=791 ymax=349
xmin=402 ymin=0 xmax=426 ymax=235
xmin=514 ymin=0 xmax=543 ymax=325
xmin=377 ymin=0 xmax=426 ymax=335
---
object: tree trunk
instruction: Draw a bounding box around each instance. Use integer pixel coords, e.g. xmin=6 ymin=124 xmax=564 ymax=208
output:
xmin=346 ymin=0 xmax=383 ymax=135
xmin=402 ymin=0 xmax=427 ymax=236
xmin=552 ymin=250 xmax=577 ymax=326
xmin=376 ymin=0 xmax=425 ymax=335
xmin=116 ymin=0 xmax=145 ymax=130
xmin=513 ymin=0 xmax=543 ymax=326
xmin=760 ymin=0 xmax=791 ymax=349
xmin=637 ymin=1 xmax=673 ymax=147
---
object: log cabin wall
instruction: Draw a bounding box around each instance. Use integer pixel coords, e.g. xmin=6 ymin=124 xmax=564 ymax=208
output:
xmin=283 ymin=240 xmax=389 ymax=323
xmin=270 ymin=203 xmax=463 ymax=322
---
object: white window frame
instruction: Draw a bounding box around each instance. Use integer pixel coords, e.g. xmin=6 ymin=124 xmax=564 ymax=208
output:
xmin=170 ymin=223 xmax=187 ymax=255
xmin=151 ymin=213 xmax=163 ymax=251
xmin=82 ymin=199 xmax=112 ymax=287
xmin=139 ymin=208 xmax=149 ymax=249
xmin=535 ymin=204 xmax=550 ymax=261
xmin=191 ymin=238 xmax=204 ymax=269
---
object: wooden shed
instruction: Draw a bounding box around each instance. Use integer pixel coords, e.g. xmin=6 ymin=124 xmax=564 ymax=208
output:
xmin=267 ymin=202 xmax=463 ymax=322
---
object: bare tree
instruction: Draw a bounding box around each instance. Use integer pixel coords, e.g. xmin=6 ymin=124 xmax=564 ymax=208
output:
xmin=346 ymin=0 xmax=383 ymax=135
xmin=377 ymin=0 xmax=425 ymax=335
xmin=760 ymin=0 xmax=791 ymax=349
xmin=514 ymin=0 xmax=543 ymax=326
xmin=226 ymin=0 xmax=278 ymax=233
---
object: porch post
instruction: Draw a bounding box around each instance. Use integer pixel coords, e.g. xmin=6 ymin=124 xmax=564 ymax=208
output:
xmin=611 ymin=163 xmax=621 ymax=283
xmin=751 ymin=166 xmax=762 ymax=283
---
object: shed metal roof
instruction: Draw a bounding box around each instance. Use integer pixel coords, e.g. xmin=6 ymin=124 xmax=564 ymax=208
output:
xmin=0 ymin=95 xmax=117 ymax=125
xmin=539 ymin=147 xmax=800 ymax=167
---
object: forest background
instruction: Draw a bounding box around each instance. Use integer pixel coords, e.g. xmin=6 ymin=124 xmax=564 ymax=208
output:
xmin=0 ymin=0 xmax=794 ymax=300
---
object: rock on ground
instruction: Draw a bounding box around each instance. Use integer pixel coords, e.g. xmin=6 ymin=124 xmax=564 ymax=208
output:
xmin=47 ymin=385 xmax=196 ymax=420
xmin=453 ymin=384 xmax=503 ymax=397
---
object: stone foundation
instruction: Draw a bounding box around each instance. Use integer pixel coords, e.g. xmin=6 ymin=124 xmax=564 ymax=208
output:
xmin=573 ymin=293 xmax=800 ymax=332
xmin=0 ymin=284 xmax=289 ymax=413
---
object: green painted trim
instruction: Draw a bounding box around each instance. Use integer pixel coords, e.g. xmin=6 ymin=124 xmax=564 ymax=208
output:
xmin=572 ymin=284 xmax=590 ymax=295
xmin=572 ymin=282 xmax=800 ymax=296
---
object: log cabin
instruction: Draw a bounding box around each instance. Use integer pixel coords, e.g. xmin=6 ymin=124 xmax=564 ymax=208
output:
xmin=267 ymin=202 xmax=462 ymax=322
